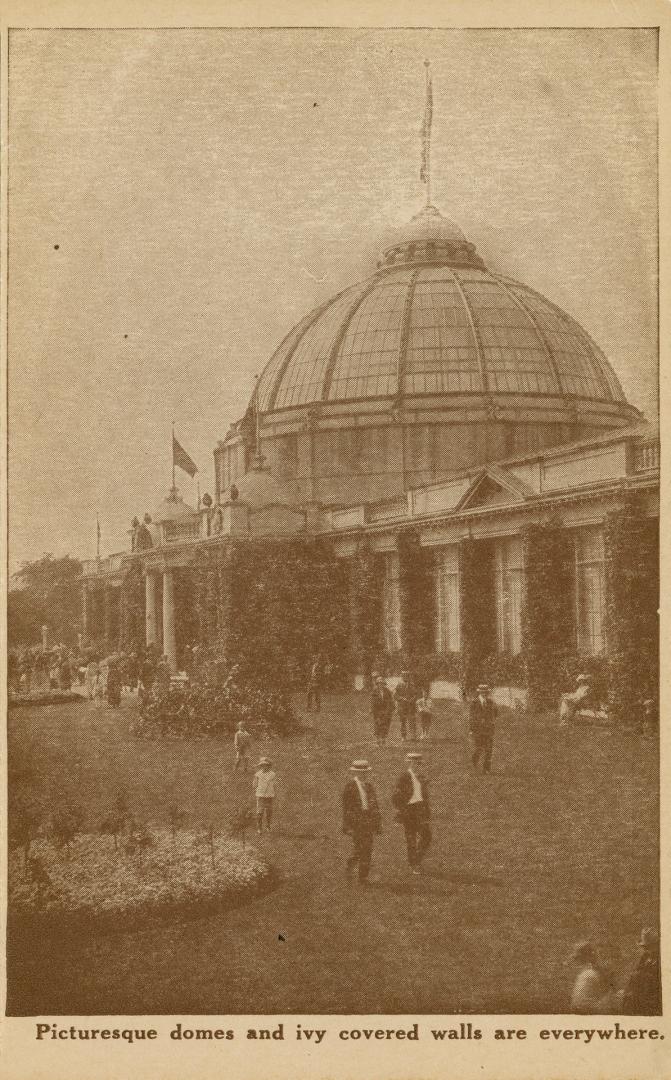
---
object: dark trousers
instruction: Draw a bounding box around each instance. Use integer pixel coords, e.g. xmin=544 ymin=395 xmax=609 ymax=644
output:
xmin=398 ymin=708 xmax=415 ymax=740
xmin=306 ymin=685 xmax=322 ymax=712
xmin=471 ymin=734 xmax=493 ymax=772
xmin=403 ymin=806 xmax=431 ymax=867
xmin=346 ymin=825 xmax=374 ymax=881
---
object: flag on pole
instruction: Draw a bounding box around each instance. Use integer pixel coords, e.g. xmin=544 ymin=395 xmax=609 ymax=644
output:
xmin=420 ymin=62 xmax=433 ymax=184
xmin=172 ymin=434 xmax=198 ymax=478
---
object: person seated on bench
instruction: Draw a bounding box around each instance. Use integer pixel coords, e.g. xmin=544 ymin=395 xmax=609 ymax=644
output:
xmin=559 ymin=674 xmax=592 ymax=727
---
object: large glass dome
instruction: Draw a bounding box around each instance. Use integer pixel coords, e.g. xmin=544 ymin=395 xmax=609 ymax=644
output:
xmin=216 ymin=206 xmax=639 ymax=510
xmin=256 ymin=207 xmax=627 ymax=413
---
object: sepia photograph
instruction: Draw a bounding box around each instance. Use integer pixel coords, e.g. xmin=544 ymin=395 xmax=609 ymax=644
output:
xmin=6 ymin=23 xmax=661 ymax=1023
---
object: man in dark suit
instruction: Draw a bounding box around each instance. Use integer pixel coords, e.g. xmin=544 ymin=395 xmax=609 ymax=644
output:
xmin=371 ymin=675 xmax=394 ymax=747
xmin=342 ymin=760 xmax=382 ymax=885
xmin=392 ymin=751 xmax=431 ymax=875
xmin=469 ymin=683 xmax=496 ymax=773
xmin=622 ymin=928 xmax=662 ymax=1014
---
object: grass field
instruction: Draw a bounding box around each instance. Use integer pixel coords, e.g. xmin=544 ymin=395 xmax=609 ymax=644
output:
xmin=7 ymin=691 xmax=658 ymax=1015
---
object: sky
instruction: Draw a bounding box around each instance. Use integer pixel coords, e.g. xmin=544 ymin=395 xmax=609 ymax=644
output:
xmin=8 ymin=28 xmax=658 ymax=568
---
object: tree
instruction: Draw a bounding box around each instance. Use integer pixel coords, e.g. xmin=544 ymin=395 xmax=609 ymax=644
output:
xmin=8 ymin=554 xmax=82 ymax=647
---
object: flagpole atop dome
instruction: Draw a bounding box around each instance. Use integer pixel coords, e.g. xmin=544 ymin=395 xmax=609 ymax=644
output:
xmin=420 ymin=59 xmax=433 ymax=209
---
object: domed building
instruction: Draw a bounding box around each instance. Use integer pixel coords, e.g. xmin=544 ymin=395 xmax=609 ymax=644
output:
xmin=82 ymin=201 xmax=657 ymax=713
xmin=214 ymin=205 xmax=639 ymax=509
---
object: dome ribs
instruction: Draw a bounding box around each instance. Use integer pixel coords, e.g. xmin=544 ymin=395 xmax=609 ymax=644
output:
xmin=395 ymin=268 xmax=422 ymax=403
xmin=491 ymin=275 xmax=564 ymax=397
xmin=263 ymin=284 xmax=358 ymax=414
xmin=447 ymin=268 xmax=488 ymax=394
xmin=499 ymin=276 xmax=618 ymax=403
xmin=571 ymin=323 xmax=628 ymax=403
xmin=320 ymin=277 xmax=384 ymax=404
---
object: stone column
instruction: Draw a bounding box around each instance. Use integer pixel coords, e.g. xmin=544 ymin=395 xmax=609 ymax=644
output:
xmin=103 ymin=585 xmax=114 ymax=649
xmin=162 ymin=568 xmax=177 ymax=672
xmin=145 ymin=571 xmax=158 ymax=647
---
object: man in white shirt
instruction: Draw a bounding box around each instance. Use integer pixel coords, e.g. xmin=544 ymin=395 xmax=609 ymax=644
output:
xmin=342 ymin=760 xmax=382 ymax=885
xmin=392 ymin=751 xmax=431 ymax=875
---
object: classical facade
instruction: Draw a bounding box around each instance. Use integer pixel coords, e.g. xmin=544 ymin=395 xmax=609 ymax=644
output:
xmin=82 ymin=205 xmax=659 ymax=710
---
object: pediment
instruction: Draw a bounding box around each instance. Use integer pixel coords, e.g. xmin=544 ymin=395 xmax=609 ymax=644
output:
xmin=455 ymin=466 xmax=533 ymax=512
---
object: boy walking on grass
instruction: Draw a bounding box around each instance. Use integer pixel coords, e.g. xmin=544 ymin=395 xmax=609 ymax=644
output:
xmin=252 ymin=757 xmax=277 ymax=834
xmin=233 ymin=720 xmax=252 ymax=771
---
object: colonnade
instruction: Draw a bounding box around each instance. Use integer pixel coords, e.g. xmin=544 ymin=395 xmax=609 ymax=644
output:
xmin=144 ymin=568 xmax=177 ymax=671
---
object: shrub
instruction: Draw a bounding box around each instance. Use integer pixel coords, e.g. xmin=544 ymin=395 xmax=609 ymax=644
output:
xmin=132 ymin=668 xmax=298 ymax=741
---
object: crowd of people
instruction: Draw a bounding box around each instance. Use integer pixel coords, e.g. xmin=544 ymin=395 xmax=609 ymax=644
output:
xmin=369 ymin=668 xmax=496 ymax=770
xmin=7 ymin=642 xmax=177 ymax=709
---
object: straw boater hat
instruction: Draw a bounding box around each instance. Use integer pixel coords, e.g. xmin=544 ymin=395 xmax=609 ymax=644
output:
xmin=406 ymin=751 xmax=423 ymax=762
xmin=350 ymin=759 xmax=372 ymax=773
xmin=476 ymin=683 xmax=491 ymax=693
xmin=576 ymin=674 xmax=590 ymax=683
xmin=257 ymin=756 xmax=272 ymax=767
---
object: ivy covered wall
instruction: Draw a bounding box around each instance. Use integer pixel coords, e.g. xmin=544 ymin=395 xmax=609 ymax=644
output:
xmin=604 ymin=496 xmax=659 ymax=723
xmin=398 ymin=528 xmax=436 ymax=663
xmin=521 ymin=519 xmax=575 ymax=709
xmin=93 ymin=493 xmax=659 ymax=716
xmin=459 ymin=537 xmax=497 ymax=696
xmin=119 ymin=559 xmax=145 ymax=652
xmin=192 ymin=538 xmax=351 ymax=685
xmin=349 ymin=538 xmax=384 ymax=683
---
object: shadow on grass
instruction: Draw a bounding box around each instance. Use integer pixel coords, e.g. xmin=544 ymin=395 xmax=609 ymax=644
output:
xmin=422 ymin=868 xmax=505 ymax=887
xmin=369 ymin=869 xmax=504 ymax=897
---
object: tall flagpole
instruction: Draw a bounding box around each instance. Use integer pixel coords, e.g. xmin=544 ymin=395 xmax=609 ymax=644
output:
xmin=421 ymin=59 xmax=433 ymax=209
xmin=171 ymin=419 xmax=176 ymax=492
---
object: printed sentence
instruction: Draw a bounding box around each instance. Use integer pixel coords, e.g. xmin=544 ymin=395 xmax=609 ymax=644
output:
xmin=35 ymin=1022 xmax=663 ymax=1044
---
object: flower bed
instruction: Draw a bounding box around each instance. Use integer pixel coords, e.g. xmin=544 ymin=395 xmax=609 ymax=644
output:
xmin=9 ymin=829 xmax=274 ymax=933
xmin=9 ymin=690 xmax=84 ymax=709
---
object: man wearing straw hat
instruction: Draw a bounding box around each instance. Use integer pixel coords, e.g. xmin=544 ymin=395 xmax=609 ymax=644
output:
xmin=392 ymin=751 xmax=431 ymax=875
xmin=469 ymin=683 xmax=497 ymax=773
xmin=342 ymin=760 xmax=382 ymax=885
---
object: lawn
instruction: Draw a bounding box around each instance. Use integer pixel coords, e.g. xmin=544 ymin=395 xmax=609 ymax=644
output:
xmin=6 ymin=690 xmax=658 ymax=1015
